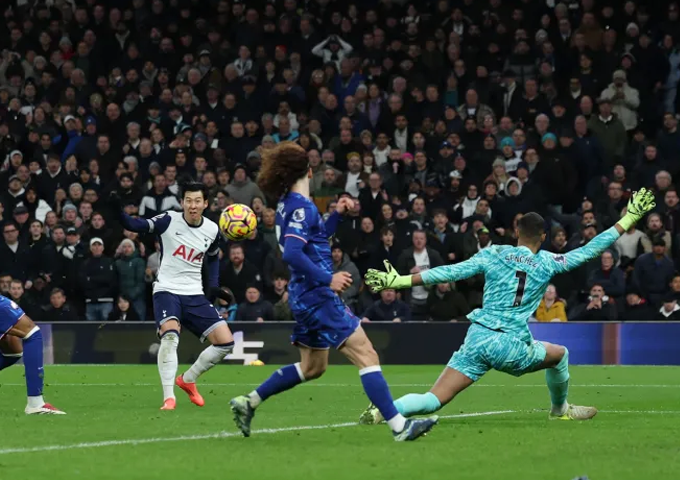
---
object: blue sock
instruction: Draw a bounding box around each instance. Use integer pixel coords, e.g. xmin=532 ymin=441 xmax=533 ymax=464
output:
xmin=252 ymin=363 xmax=305 ymax=404
xmin=359 ymin=366 xmax=402 ymax=429
xmin=22 ymin=328 xmax=44 ymax=397
xmin=0 ymin=352 xmax=22 ymax=371
xmin=394 ymin=392 xmax=442 ymax=417
xmin=546 ymin=347 xmax=570 ymax=410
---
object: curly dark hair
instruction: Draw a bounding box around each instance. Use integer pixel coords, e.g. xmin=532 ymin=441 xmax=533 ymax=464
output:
xmin=257 ymin=141 xmax=309 ymax=199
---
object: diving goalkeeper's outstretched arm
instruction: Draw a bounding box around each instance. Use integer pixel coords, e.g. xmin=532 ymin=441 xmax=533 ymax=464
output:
xmin=364 ymin=188 xmax=656 ymax=293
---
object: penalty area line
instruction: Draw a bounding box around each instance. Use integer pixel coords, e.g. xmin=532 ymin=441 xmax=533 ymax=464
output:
xmin=0 ymin=410 xmax=513 ymax=455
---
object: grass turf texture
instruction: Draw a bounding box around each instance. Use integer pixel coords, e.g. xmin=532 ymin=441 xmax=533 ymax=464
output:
xmin=0 ymin=365 xmax=678 ymax=480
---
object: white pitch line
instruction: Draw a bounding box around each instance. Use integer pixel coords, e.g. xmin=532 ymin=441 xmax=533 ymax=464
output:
xmin=0 ymin=410 xmax=514 ymax=455
xmin=2 ymin=383 xmax=680 ymax=388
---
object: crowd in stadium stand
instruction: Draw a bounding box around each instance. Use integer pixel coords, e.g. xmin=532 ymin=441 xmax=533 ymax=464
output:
xmin=1 ymin=0 xmax=680 ymax=322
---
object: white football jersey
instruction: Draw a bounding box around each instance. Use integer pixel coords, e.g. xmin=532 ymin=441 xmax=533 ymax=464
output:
xmin=147 ymin=211 xmax=220 ymax=295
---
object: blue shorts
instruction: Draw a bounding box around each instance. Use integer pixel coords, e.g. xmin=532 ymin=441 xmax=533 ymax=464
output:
xmin=0 ymin=296 xmax=25 ymax=339
xmin=153 ymin=292 xmax=225 ymax=343
xmin=290 ymin=292 xmax=360 ymax=350
xmin=448 ymin=323 xmax=547 ymax=382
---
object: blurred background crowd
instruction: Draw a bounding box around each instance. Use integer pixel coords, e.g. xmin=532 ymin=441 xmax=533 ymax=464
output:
xmin=1 ymin=0 xmax=680 ymax=322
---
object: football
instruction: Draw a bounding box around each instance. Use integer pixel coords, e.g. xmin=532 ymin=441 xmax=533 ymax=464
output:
xmin=219 ymin=204 xmax=258 ymax=241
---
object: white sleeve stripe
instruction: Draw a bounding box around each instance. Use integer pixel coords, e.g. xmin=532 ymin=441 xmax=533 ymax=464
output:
xmin=207 ymin=247 xmax=220 ymax=256
xmin=147 ymin=219 xmax=155 ymax=233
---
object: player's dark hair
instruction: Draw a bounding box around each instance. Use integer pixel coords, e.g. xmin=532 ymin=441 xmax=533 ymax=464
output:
xmin=257 ymin=141 xmax=309 ymax=198
xmin=180 ymin=181 xmax=209 ymax=201
xmin=517 ymin=212 xmax=546 ymax=243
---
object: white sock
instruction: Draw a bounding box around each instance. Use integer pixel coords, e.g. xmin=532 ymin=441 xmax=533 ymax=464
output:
xmin=247 ymin=391 xmax=262 ymax=408
xmin=551 ymin=402 xmax=569 ymax=416
xmin=182 ymin=344 xmax=233 ymax=383
xmin=157 ymin=332 xmax=179 ymax=400
xmin=386 ymin=414 xmax=407 ymax=433
xmin=27 ymin=395 xmax=44 ymax=409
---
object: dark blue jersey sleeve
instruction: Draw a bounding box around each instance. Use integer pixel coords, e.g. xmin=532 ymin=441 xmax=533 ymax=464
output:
xmin=121 ymin=212 xmax=171 ymax=234
xmin=282 ymin=207 xmax=333 ymax=285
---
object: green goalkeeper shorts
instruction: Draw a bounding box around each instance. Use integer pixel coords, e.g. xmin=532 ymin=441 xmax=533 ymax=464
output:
xmin=447 ymin=323 xmax=547 ymax=382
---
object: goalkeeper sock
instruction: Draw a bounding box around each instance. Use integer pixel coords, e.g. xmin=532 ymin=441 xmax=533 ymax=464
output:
xmin=250 ymin=363 xmax=306 ymax=408
xmin=359 ymin=366 xmax=406 ymax=433
xmin=394 ymin=392 xmax=442 ymax=417
xmin=546 ymin=347 xmax=570 ymax=415
xmin=157 ymin=330 xmax=179 ymax=400
xmin=0 ymin=351 xmax=22 ymax=371
xmin=183 ymin=342 xmax=234 ymax=383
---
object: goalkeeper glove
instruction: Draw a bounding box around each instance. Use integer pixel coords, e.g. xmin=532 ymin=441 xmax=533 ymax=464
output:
xmin=617 ymin=188 xmax=656 ymax=231
xmin=364 ymin=260 xmax=412 ymax=293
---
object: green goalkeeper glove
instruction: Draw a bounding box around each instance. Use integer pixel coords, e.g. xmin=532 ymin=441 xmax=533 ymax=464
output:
xmin=617 ymin=187 xmax=656 ymax=231
xmin=364 ymin=260 xmax=413 ymax=293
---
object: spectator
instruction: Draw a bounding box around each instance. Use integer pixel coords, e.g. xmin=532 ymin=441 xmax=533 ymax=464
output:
xmin=8 ymin=278 xmax=40 ymax=321
xmin=139 ymin=174 xmax=181 ymax=218
xmin=656 ymin=293 xmax=680 ymax=320
xmin=220 ymin=244 xmax=261 ymax=304
xmin=114 ymin=239 xmax=147 ymax=319
xmin=397 ymin=230 xmax=444 ymax=318
xmin=587 ymin=98 xmax=626 ymax=168
xmin=600 ymin=70 xmax=640 ymax=132
xmin=569 ymin=284 xmax=618 ymax=321
xmin=633 ymin=237 xmax=675 ymax=307
xmin=0 ymin=221 xmax=31 ymax=283
xmin=331 ymin=244 xmax=361 ymax=312
xmin=80 ymin=237 xmax=117 ymax=321
xmin=639 ymin=213 xmax=672 ymax=256
xmin=45 ymin=288 xmax=75 ymax=322
xmin=426 ymin=283 xmax=470 ymax=322
xmin=362 ymin=289 xmax=411 ymax=322
xmin=235 ymin=285 xmax=274 ymax=322
xmin=620 ymin=288 xmax=655 ymax=321
xmin=587 ymin=250 xmax=625 ymax=302
xmin=535 ymin=284 xmax=568 ymax=322
xmin=225 ymin=164 xmax=265 ymax=206
xmin=108 ymin=295 xmax=142 ymax=322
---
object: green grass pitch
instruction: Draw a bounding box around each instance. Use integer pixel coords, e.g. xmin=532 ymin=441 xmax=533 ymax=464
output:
xmin=0 ymin=365 xmax=678 ymax=479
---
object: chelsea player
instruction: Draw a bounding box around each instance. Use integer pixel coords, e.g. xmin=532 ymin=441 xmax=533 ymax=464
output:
xmin=0 ymin=290 xmax=64 ymax=414
xmin=229 ymin=142 xmax=438 ymax=441
xmin=360 ymin=189 xmax=655 ymax=423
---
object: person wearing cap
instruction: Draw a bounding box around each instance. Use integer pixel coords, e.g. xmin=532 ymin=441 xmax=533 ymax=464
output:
xmin=12 ymin=204 xmax=31 ymax=240
xmin=633 ymin=233 xmax=675 ymax=306
xmin=80 ymin=236 xmax=117 ymax=321
xmin=114 ymin=238 xmax=147 ymax=319
xmin=599 ymin=69 xmax=640 ymax=131
xmin=656 ymin=292 xmax=680 ymax=320
xmin=225 ymin=163 xmax=266 ymax=206
xmin=4 ymin=173 xmax=26 ymax=214
xmin=587 ymin=97 xmax=626 ymax=166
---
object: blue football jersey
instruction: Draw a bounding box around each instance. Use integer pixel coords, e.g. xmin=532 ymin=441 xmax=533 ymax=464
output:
xmin=276 ymin=193 xmax=335 ymax=308
xmin=422 ymin=227 xmax=620 ymax=341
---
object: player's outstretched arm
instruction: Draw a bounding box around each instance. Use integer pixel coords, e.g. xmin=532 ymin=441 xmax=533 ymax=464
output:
xmin=554 ymin=189 xmax=655 ymax=274
xmin=365 ymin=254 xmax=488 ymax=293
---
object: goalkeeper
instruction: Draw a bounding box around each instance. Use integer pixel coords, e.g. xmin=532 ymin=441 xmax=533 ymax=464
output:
xmin=360 ymin=189 xmax=655 ymax=423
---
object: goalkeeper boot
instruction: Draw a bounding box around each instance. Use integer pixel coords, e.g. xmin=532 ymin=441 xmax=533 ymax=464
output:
xmin=230 ymin=395 xmax=256 ymax=437
xmin=549 ymin=404 xmax=597 ymax=421
xmin=393 ymin=416 xmax=439 ymax=442
xmin=359 ymin=403 xmax=384 ymax=425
